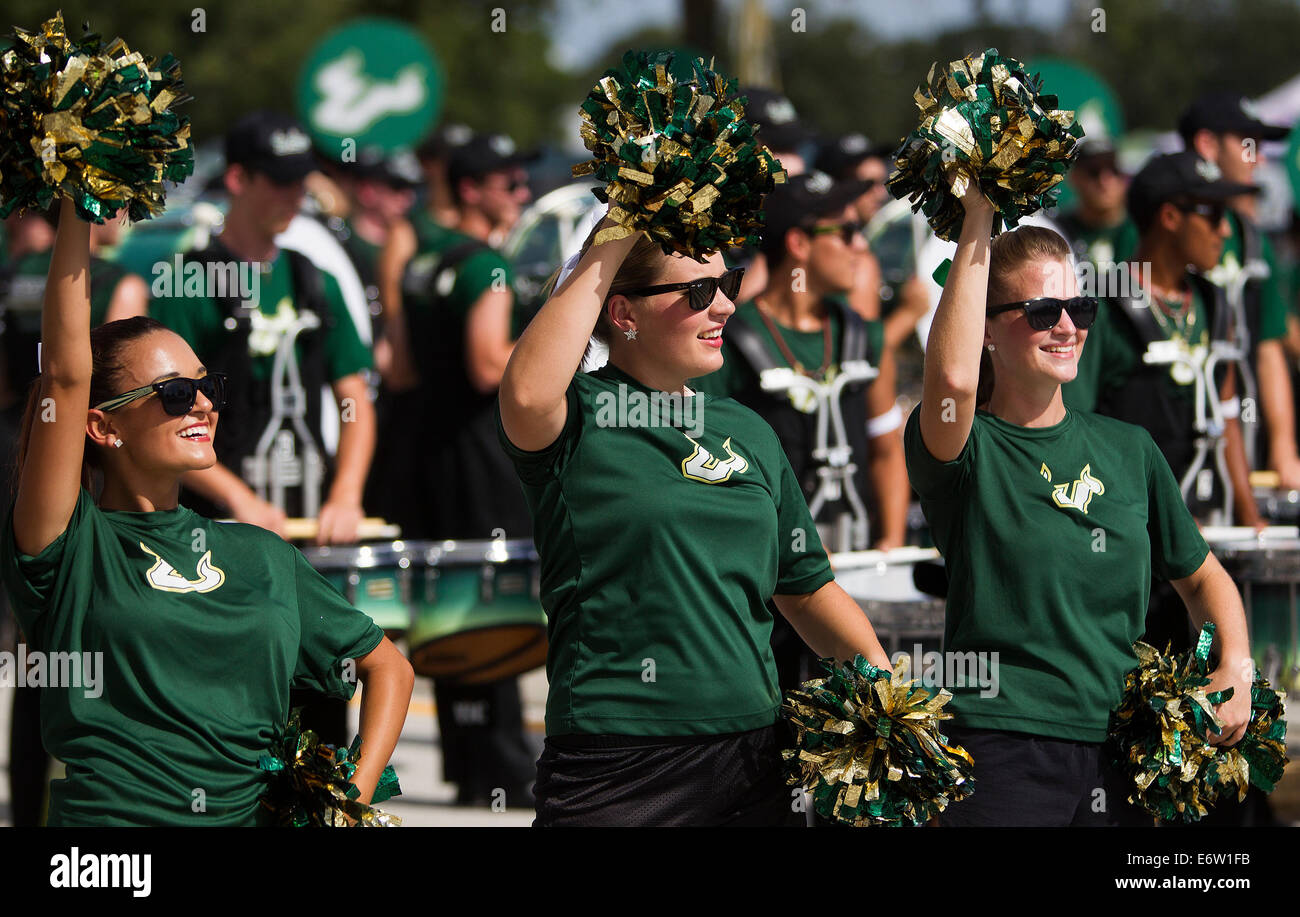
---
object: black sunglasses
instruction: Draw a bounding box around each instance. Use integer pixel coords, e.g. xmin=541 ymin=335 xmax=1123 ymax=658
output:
xmin=94 ymin=373 xmax=229 ymax=416
xmin=624 ymin=267 xmax=745 ymax=311
xmin=805 ymin=221 xmax=864 ymax=244
xmin=1177 ymin=200 xmax=1227 ymax=225
xmin=986 ymin=297 xmax=1098 ymax=331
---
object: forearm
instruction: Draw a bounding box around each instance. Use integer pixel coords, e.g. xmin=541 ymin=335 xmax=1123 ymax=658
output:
xmin=42 ymin=197 xmax=93 ymax=382
xmin=774 ymin=581 xmax=892 ymax=670
xmin=501 ymin=227 xmax=637 ymax=413
xmin=867 ymin=432 xmax=909 ymax=547
xmin=1223 ymin=418 xmax=1259 ymax=525
xmin=350 ymin=639 xmax=414 ymax=803
xmin=1179 ymin=555 xmax=1251 ymax=678
xmin=1257 ymin=340 xmax=1299 ymax=467
xmin=328 ymin=383 xmax=376 ymax=506
xmin=181 ymin=463 xmax=255 ymax=512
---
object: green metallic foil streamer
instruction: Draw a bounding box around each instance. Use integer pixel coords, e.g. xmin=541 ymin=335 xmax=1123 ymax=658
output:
xmin=572 ymin=49 xmax=786 ymax=260
xmin=258 ymin=709 xmax=403 ymax=827
xmin=886 ymin=48 xmax=1082 ymax=241
xmin=781 ymin=655 xmax=974 ymax=827
xmin=0 ymin=12 xmax=194 ymax=223
xmin=1108 ymin=623 xmax=1289 ymax=824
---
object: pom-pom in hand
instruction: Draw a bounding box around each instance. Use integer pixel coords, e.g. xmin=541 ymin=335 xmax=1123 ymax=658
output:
xmin=0 ymin=12 xmax=194 ymax=223
xmin=572 ymin=49 xmax=785 ymax=260
xmin=887 ymin=48 xmax=1082 ymax=241
xmin=782 ymin=655 xmax=974 ymax=826
xmin=1108 ymin=623 xmax=1288 ymax=823
xmin=258 ymin=709 xmax=402 ymax=827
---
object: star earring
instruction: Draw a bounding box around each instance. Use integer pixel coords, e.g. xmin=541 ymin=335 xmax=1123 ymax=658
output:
xmin=624 ymin=328 xmax=638 ymax=341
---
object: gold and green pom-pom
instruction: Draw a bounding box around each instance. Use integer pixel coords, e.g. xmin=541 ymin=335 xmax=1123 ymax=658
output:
xmin=1108 ymin=623 xmax=1289 ymax=824
xmin=571 ymin=48 xmax=785 ymax=260
xmin=258 ymin=709 xmax=402 ymax=827
xmin=886 ymin=47 xmax=1082 ymax=241
xmin=781 ymin=655 xmax=974 ymax=827
xmin=0 ymin=12 xmax=194 ymax=223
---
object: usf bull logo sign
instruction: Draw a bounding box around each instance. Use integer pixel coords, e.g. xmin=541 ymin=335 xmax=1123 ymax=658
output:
xmin=681 ymin=435 xmax=749 ymax=484
xmin=140 ymin=543 xmax=226 ymax=594
xmin=296 ymin=18 xmax=442 ymax=153
xmin=1044 ymin=463 xmax=1105 ymax=514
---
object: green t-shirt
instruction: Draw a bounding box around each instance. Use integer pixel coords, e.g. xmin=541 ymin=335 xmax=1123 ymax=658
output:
xmin=0 ymin=489 xmax=384 ymax=826
xmin=904 ymin=408 xmax=1208 ymax=742
xmin=149 ymin=248 xmax=373 ymax=384
xmin=496 ymin=363 xmax=834 ymax=736
xmin=1063 ymin=284 xmax=1209 ymax=414
xmin=1205 ymin=211 xmax=1287 ymax=342
xmin=406 ymin=227 xmax=520 ymax=332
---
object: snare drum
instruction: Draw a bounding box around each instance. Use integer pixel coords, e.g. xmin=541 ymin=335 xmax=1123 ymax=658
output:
xmin=300 ymin=542 xmax=413 ymax=635
xmin=1204 ymin=527 xmax=1300 ymax=698
xmin=405 ymin=539 xmax=548 ymax=684
xmin=831 ymin=547 xmax=946 ymax=660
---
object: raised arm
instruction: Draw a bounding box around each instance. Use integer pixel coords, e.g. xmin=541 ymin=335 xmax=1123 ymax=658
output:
xmin=918 ymin=190 xmax=995 ymax=462
xmin=498 ymin=220 xmax=638 ymax=451
xmin=13 ymin=198 xmax=92 ymax=556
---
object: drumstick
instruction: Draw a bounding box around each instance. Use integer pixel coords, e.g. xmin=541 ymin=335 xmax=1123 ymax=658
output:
xmin=282 ymin=518 xmax=402 ymax=541
xmin=1251 ymin=470 xmax=1281 ymax=489
xmin=830 ymin=546 xmax=942 ymax=568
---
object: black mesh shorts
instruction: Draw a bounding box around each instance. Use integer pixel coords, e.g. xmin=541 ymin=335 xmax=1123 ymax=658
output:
xmin=938 ymin=725 xmax=1151 ymax=827
xmin=533 ymin=725 xmax=804 ymax=827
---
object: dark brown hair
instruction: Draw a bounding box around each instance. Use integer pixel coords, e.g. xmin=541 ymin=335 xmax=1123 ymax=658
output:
xmin=977 ymin=225 xmax=1073 ymax=406
xmin=13 ymin=316 xmax=171 ymax=495
xmin=540 ymin=224 xmax=666 ymax=364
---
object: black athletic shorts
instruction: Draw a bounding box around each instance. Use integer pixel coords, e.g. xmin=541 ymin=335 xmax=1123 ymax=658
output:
xmin=938 ymin=725 xmax=1151 ymax=827
xmin=533 ymin=725 xmax=803 ymax=827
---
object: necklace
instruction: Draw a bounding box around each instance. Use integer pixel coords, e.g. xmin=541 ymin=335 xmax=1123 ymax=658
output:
xmin=1134 ymin=264 xmax=1195 ymax=340
xmin=754 ymin=297 xmax=833 ymax=378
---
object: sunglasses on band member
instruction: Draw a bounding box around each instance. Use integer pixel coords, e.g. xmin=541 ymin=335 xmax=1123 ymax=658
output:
xmin=1176 ymin=200 xmax=1228 ymax=225
xmin=805 ymin=221 xmax=865 ymax=244
xmin=985 ymin=297 xmax=1098 ymax=331
xmin=624 ymin=267 xmax=745 ymax=311
xmin=93 ymin=373 xmax=229 ymax=416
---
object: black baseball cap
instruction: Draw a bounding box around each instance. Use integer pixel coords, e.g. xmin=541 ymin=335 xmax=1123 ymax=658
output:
xmin=1178 ymin=91 xmax=1291 ymax=143
xmin=1127 ymin=150 xmax=1258 ymax=228
xmin=447 ymin=132 xmax=537 ymax=186
xmin=741 ymin=87 xmax=815 ymax=154
xmin=224 ymin=111 xmax=316 ymax=183
xmin=353 ymin=146 xmax=423 ymax=189
xmin=814 ymin=132 xmax=894 ymax=179
xmin=762 ymin=170 xmax=869 ymax=254
xmin=417 ymin=121 xmax=474 ymax=162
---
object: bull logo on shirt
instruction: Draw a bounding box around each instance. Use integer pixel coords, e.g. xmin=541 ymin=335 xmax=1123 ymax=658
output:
xmin=1050 ymin=464 xmax=1105 ymax=515
xmin=139 ymin=542 xmax=226 ymax=594
xmin=680 ymin=435 xmax=749 ymax=483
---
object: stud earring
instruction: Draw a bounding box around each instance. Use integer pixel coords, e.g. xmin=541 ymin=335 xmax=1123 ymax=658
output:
xmin=113 ymin=438 xmax=123 ymax=448
xmin=624 ymin=328 xmax=638 ymax=341
xmin=986 ymin=344 xmax=995 ymax=352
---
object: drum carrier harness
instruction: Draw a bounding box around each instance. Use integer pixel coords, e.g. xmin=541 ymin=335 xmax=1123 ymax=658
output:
xmin=723 ymin=302 xmax=879 ymax=552
xmin=188 ymin=241 xmax=335 ymax=518
xmin=1099 ymin=266 xmax=1244 ymax=523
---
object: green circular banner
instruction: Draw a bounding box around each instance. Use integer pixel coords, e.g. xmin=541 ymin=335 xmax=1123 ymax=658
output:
xmin=1286 ymin=123 xmax=1300 ymax=210
xmin=296 ymin=18 xmax=443 ymax=158
xmin=1025 ymin=57 xmax=1125 ymax=144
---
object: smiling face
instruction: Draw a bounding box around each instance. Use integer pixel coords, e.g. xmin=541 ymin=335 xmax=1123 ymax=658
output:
xmin=985 ymin=257 xmax=1087 ymax=392
xmin=607 ymin=250 xmax=738 ymax=383
xmin=89 ymin=330 xmax=220 ymax=476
